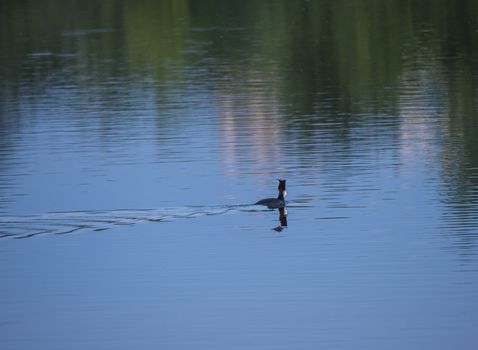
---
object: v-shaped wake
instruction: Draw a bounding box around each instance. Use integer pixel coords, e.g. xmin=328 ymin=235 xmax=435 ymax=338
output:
xmin=0 ymin=205 xmax=254 ymax=239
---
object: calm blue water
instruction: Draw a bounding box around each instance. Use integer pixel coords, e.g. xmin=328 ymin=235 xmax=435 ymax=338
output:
xmin=1 ymin=1 xmax=478 ymax=349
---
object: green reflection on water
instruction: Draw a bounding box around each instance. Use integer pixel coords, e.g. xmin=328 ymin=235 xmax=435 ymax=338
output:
xmin=0 ymin=0 xmax=477 ymax=207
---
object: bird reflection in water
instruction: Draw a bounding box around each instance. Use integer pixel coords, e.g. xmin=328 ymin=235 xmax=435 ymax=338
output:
xmin=273 ymin=207 xmax=288 ymax=232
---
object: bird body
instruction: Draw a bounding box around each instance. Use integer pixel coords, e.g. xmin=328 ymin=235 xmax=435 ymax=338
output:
xmin=255 ymin=179 xmax=287 ymax=209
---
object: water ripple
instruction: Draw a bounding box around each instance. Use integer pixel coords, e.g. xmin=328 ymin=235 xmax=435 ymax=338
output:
xmin=0 ymin=206 xmax=248 ymax=240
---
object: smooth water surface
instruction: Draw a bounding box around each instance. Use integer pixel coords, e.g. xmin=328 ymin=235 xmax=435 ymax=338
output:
xmin=1 ymin=1 xmax=478 ymax=349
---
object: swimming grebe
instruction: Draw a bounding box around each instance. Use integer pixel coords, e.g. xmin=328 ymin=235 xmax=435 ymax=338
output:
xmin=255 ymin=179 xmax=287 ymax=209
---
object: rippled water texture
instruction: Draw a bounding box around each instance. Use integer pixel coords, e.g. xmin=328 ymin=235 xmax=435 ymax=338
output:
xmin=1 ymin=1 xmax=478 ymax=349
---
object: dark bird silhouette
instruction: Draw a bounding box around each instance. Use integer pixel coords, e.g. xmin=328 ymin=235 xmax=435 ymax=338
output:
xmin=255 ymin=179 xmax=287 ymax=209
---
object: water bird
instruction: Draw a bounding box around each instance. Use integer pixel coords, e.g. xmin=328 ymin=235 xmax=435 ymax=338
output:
xmin=255 ymin=179 xmax=287 ymax=209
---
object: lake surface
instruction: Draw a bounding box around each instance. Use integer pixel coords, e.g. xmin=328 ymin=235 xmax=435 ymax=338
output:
xmin=1 ymin=1 xmax=478 ymax=349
